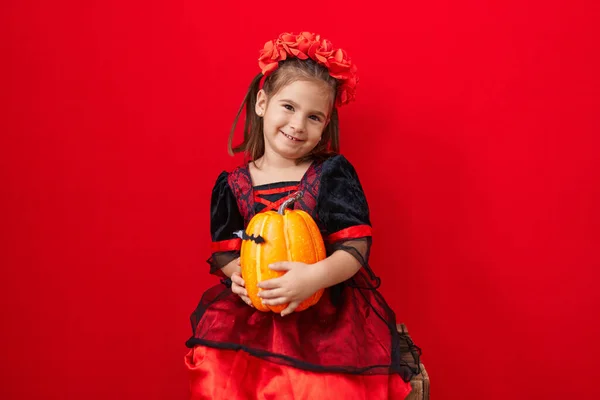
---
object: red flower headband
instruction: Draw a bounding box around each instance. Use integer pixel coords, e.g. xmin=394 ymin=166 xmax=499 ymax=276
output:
xmin=258 ymin=32 xmax=358 ymax=108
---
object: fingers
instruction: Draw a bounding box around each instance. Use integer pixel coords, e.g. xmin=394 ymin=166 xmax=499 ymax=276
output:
xmin=257 ymin=277 xmax=282 ymax=290
xmin=231 ymin=272 xmax=253 ymax=308
xmin=268 ymin=262 xmax=292 ymax=271
xmin=240 ymin=294 xmax=254 ymax=308
xmin=260 ymin=297 xmax=289 ymax=306
xmin=231 ymin=275 xmax=248 ymax=297
xmin=258 ymin=288 xmax=285 ymax=299
xmin=231 ymin=272 xmax=246 ymax=288
xmin=231 ymin=283 xmax=247 ymax=296
xmin=231 ymin=283 xmax=253 ymax=308
xmin=281 ymin=301 xmax=300 ymax=317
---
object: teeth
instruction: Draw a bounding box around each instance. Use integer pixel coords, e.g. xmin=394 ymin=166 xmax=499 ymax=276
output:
xmin=282 ymin=132 xmax=299 ymax=141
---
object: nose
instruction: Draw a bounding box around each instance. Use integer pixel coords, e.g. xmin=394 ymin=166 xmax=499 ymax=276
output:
xmin=289 ymin=113 xmax=306 ymax=133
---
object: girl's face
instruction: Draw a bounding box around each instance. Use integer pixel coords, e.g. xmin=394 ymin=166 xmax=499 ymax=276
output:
xmin=256 ymin=80 xmax=332 ymax=161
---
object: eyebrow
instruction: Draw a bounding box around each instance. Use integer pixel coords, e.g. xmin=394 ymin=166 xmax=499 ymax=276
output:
xmin=279 ymin=99 xmax=328 ymax=119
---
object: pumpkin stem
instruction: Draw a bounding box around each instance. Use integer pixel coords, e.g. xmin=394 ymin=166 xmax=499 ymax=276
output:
xmin=278 ymin=191 xmax=303 ymax=215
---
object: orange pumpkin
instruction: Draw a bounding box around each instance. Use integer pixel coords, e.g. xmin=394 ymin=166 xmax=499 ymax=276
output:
xmin=240 ymin=192 xmax=326 ymax=313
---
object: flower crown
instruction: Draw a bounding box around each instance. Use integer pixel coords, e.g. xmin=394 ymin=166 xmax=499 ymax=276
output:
xmin=258 ymin=32 xmax=358 ymax=108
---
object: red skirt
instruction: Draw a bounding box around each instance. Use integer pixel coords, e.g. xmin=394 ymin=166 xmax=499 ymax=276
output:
xmin=185 ymin=346 xmax=412 ymax=400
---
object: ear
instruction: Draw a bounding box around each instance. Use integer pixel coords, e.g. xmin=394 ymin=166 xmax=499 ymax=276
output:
xmin=255 ymin=89 xmax=267 ymax=117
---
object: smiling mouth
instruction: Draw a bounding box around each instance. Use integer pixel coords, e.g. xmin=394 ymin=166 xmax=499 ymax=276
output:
xmin=280 ymin=131 xmax=304 ymax=142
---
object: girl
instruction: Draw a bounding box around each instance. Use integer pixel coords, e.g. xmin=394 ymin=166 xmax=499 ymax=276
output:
xmin=185 ymin=32 xmax=421 ymax=399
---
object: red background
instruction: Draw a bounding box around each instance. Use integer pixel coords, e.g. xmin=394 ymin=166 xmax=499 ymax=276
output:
xmin=2 ymin=1 xmax=599 ymax=399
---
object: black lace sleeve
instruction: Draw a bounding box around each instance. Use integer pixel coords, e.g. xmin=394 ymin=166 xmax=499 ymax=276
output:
xmin=317 ymin=155 xmax=374 ymax=265
xmin=318 ymin=155 xmax=371 ymax=235
xmin=207 ymin=172 xmax=244 ymax=277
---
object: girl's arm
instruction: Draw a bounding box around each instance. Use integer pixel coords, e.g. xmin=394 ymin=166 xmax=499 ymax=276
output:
xmin=260 ymin=250 xmax=363 ymax=316
xmin=220 ymin=257 xmax=240 ymax=278
xmin=208 ymin=171 xmax=244 ymax=278
xmin=310 ymin=250 xmax=362 ymax=290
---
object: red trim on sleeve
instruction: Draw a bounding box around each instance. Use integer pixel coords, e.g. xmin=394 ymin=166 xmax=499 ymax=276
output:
xmin=326 ymin=225 xmax=372 ymax=243
xmin=211 ymin=238 xmax=242 ymax=253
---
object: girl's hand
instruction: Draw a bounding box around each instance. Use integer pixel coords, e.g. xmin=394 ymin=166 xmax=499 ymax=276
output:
xmin=257 ymin=262 xmax=321 ymax=317
xmin=230 ymin=264 xmax=254 ymax=308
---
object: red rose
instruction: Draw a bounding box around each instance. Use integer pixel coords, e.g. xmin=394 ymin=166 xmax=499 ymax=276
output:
xmin=305 ymin=39 xmax=334 ymax=65
xmin=257 ymin=32 xmax=358 ymax=106
xmin=295 ymin=32 xmax=320 ymax=59
xmin=327 ymin=48 xmax=355 ymax=80
xmin=258 ymin=40 xmax=287 ymax=76
xmin=277 ymin=33 xmax=298 ymax=54
xmin=276 ymin=32 xmax=309 ymax=60
xmin=297 ymin=32 xmax=321 ymax=43
xmin=336 ymin=77 xmax=357 ymax=107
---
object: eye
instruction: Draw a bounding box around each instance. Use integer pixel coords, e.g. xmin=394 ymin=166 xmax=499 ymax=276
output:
xmin=283 ymin=104 xmax=294 ymax=111
xmin=309 ymin=115 xmax=321 ymax=122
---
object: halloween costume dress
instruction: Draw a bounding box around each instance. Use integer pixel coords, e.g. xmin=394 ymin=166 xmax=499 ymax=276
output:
xmin=185 ymin=155 xmax=421 ymax=399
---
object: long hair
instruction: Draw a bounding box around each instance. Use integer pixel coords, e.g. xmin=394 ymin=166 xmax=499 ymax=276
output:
xmin=228 ymin=58 xmax=340 ymax=164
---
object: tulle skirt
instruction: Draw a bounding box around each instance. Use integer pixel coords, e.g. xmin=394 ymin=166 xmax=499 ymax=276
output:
xmin=185 ymin=346 xmax=412 ymax=400
xmin=185 ymin=269 xmax=421 ymax=399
